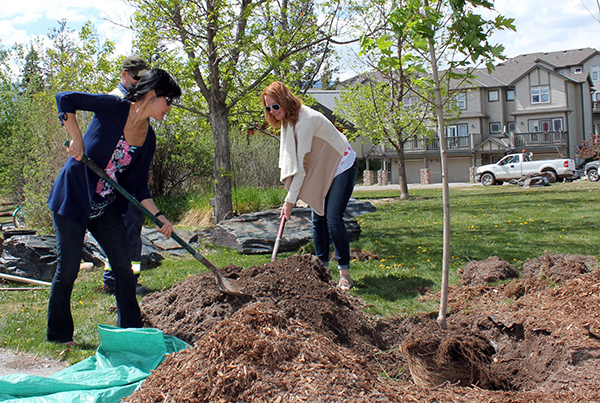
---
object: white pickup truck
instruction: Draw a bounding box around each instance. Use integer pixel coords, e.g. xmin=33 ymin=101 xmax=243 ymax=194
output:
xmin=475 ymin=153 xmax=576 ymax=186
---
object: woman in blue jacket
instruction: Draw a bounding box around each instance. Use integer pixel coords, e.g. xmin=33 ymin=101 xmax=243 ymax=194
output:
xmin=47 ymin=69 xmax=181 ymax=344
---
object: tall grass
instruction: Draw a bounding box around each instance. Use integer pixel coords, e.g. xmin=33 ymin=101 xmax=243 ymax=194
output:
xmin=1 ymin=181 xmax=599 ymax=362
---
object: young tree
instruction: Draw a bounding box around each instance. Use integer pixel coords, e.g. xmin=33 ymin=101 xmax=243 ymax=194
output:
xmin=361 ymin=0 xmax=514 ymax=328
xmin=335 ymin=76 xmax=437 ymax=199
xmin=128 ymin=0 xmax=352 ymax=222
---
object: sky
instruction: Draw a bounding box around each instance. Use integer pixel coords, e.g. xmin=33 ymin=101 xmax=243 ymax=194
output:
xmin=1 ymin=0 xmax=600 ymax=78
xmin=0 ymin=0 xmax=136 ymax=55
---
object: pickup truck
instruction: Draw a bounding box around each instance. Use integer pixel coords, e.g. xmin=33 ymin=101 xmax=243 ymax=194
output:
xmin=475 ymin=153 xmax=576 ymax=186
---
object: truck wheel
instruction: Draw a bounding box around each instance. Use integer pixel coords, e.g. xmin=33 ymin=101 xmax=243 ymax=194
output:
xmin=543 ymin=170 xmax=558 ymax=183
xmin=481 ymin=173 xmax=496 ymax=186
xmin=588 ymin=168 xmax=599 ymax=182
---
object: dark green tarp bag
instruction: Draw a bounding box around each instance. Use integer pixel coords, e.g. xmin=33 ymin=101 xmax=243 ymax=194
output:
xmin=0 ymin=324 xmax=189 ymax=402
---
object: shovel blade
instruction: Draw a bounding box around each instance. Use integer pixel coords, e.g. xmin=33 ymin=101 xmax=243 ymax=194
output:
xmin=211 ymin=270 xmax=244 ymax=296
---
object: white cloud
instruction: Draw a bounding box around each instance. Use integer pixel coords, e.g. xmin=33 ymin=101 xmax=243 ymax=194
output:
xmin=0 ymin=0 xmax=135 ymax=54
xmin=486 ymin=0 xmax=600 ymax=57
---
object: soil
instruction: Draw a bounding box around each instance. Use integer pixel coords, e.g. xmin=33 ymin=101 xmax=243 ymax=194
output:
xmin=121 ymin=253 xmax=600 ymax=403
xmin=0 ymin=348 xmax=68 ymax=377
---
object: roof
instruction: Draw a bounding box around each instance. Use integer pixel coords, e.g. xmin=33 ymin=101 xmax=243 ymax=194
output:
xmin=466 ymin=47 xmax=598 ymax=89
xmin=506 ymin=48 xmax=598 ymax=68
xmin=306 ymin=90 xmax=342 ymax=112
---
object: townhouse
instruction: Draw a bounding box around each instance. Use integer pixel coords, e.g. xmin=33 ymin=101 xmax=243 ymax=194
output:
xmin=312 ymin=47 xmax=600 ymax=184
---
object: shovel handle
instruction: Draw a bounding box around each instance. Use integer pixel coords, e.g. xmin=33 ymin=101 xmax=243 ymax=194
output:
xmin=276 ymin=215 xmax=286 ymax=239
xmin=63 ymin=140 xmax=165 ymax=228
xmin=271 ymin=215 xmax=286 ymax=262
xmin=64 ymin=141 xmax=244 ymax=295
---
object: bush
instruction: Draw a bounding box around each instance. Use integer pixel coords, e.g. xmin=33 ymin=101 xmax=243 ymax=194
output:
xmin=230 ymin=129 xmax=280 ymax=188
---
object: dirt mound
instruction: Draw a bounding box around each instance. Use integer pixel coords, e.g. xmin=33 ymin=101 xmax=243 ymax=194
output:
xmin=140 ymin=255 xmax=388 ymax=352
xmin=521 ymin=253 xmax=598 ymax=282
xmin=128 ymin=301 xmax=396 ymax=402
xmin=458 ymin=256 xmax=519 ymax=285
xmin=127 ymin=254 xmax=600 ymax=402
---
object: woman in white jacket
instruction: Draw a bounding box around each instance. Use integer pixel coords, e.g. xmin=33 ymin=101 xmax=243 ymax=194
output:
xmin=261 ymin=81 xmax=357 ymax=290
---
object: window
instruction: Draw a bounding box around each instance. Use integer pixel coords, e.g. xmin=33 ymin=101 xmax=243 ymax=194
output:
xmin=506 ymin=89 xmax=515 ymax=101
xmin=592 ymin=66 xmax=600 ymax=81
xmin=500 ymin=155 xmax=519 ymax=165
xmin=455 ymin=92 xmax=466 ymax=109
xmin=507 ymin=122 xmax=516 ymax=133
xmin=574 ymin=67 xmax=582 ymax=74
xmin=490 ymin=122 xmax=501 ymax=133
xmin=528 ymin=120 xmax=539 ymax=132
xmin=488 ymin=90 xmax=499 ymax=102
xmin=402 ymin=96 xmax=417 ymax=109
xmin=531 ymin=86 xmax=549 ymax=104
xmin=552 ymin=118 xmax=563 ymax=131
xmin=446 ymin=124 xmax=468 ymax=137
xmin=559 ymin=69 xmax=568 ymax=75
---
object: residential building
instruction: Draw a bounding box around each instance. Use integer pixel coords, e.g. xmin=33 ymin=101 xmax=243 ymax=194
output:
xmin=313 ymin=47 xmax=598 ymax=184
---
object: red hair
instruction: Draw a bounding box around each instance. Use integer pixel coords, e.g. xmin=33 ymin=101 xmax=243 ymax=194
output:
xmin=261 ymin=81 xmax=303 ymax=129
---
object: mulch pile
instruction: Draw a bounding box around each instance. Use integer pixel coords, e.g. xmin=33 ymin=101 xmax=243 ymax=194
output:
xmin=124 ymin=253 xmax=600 ymax=402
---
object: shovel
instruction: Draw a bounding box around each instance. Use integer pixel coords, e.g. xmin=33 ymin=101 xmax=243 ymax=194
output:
xmin=67 ymin=143 xmax=244 ymax=296
xmin=271 ymin=215 xmax=287 ymax=261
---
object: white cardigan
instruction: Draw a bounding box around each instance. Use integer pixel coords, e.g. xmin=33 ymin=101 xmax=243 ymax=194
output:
xmin=279 ymin=105 xmax=350 ymax=216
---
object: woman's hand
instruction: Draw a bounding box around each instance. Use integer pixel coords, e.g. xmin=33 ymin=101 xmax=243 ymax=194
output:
xmin=281 ymin=202 xmax=294 ymax=220
xmin=66 ymin=138 xmax=85 ymax=161
xmin=156 ymin=215 xmax=173 ymax=239
xmin=140 ymin=199 xmax=173 ymax=239
xmin=62 ymin=113 xmax=84 ymax=161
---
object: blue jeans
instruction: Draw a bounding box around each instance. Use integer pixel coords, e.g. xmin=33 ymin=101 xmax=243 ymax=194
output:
xmin=312 ymin=159 xmax=357 ymax=268
xmin=47 ymin=210 xmax=141 ymax=343
xmin=103 ymin=203 xmax=144 ymax=289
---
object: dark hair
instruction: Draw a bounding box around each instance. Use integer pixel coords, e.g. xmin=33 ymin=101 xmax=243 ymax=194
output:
xmin=125 ymin=69 xmax=182 ymax=104
xmin=261 ymin=81 xmax=303 ymax=129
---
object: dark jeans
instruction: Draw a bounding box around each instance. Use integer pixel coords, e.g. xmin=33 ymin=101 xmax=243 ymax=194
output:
xmin=47 ymin=210 xmax=141 ymax=343
xmin=103 ymin=203 xmax=143 ymax=289
xmin=312 ymin=159 xmax=357 ymax=268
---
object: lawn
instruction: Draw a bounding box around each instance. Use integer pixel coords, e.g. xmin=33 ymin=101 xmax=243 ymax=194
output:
xmin=1 ymin=180 xmax=599 ymax=363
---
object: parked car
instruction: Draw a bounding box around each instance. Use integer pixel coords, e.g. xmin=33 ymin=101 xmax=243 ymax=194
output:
xmin=564 ymin=169 xmax=582 ymax=182
xmin=584 ymin=160 xmax=600 ymax=182
xmin=475 ymin=153 xmax=576 ymax=186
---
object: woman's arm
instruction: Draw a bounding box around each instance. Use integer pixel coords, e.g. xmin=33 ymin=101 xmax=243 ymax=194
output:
xmin=140 ymin=198 xmax=173 ymax=238
xmin=62 ymin=113 xmax=85 ymax=161
xmin=283 ymin=114 xmax=315 ymax=209
xmin=56 ymin=92 xmax=123 ymax=161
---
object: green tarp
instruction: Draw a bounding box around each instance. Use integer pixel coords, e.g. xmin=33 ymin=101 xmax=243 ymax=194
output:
xmin=0 ymin=324 xmax=189 ymax=402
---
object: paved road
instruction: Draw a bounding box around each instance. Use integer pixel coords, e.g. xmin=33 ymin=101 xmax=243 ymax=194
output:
xmin=354 ymin=182 xmax=482 ymax=191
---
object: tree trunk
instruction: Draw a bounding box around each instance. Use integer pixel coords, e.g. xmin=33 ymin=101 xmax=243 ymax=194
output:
xmin=396 ymin=143 xmax=410 ymax=200
xmin=429 ymin=40 xmax=451 ymax=330
xmin=210 ymin=106 xmax=233 ymax=222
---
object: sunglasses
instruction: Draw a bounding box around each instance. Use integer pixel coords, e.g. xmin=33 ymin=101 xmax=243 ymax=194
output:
xmin=265 ymin=103 xmax=280 ymax=112
xmin=165 ymin=97 xmax=174 ymax=106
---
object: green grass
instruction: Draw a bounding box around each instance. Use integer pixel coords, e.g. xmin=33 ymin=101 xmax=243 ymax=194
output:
xmin=2 ymin=181 xmax=600 ymax=363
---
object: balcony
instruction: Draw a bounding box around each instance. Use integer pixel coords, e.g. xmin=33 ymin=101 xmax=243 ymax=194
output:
xmin=383 ymin=136 xmax=472 ymax=154
xmin=512 ymin=131 xmax=568 ymax=147
xmin=376 ymin=131 xmax=568 ymax=157
xmin=393 ymin=135 xmax=472 ymax=153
